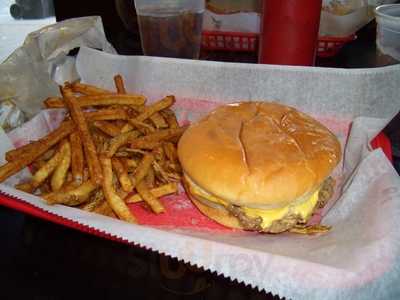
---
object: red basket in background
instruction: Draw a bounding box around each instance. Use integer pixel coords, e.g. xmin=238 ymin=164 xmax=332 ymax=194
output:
xmin=371 ymin=132 xmax=393 ymax=163
xmin=202 ymin=30 xmax=258 ymax=52
xmin=202 ymin=30 xmax=356 ymax=58
xmin=317 ymin=35 xmax=357 ymax=57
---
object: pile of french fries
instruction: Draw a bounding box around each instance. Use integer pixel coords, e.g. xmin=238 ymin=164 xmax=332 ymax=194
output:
xmin=0 ymin=75 xmax=186 ymax=224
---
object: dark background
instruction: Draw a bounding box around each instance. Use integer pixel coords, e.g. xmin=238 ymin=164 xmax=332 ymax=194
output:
xmin=1 ymin=1 xmax=399 ymax=299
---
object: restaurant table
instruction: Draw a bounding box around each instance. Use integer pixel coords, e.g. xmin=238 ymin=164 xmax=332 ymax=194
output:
xmin=1 ymin=17 xmax=399 ymax=300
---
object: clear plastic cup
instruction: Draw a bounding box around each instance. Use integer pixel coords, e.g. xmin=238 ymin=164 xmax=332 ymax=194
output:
xmin=375 ymin=4 xmax=400 ymax=66
xmin=134 ymin=0 xmax=205 ymax=59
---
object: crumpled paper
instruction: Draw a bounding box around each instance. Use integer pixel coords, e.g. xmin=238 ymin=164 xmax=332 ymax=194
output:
xmin=0 ymin=100 xmax=24 ymax=131
xmin=0 ymin=16 xmax=115 ymax=120
xmin=1 ymin=45 xmax=400 ymax=299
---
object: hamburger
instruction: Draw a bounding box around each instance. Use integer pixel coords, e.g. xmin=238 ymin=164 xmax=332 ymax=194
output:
xmin=177 ymin=102 xmax=341 ymax=233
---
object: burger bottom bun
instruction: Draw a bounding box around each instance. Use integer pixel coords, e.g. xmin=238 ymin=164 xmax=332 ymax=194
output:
xmin=187 ymin=191 xmax=244 ymax=230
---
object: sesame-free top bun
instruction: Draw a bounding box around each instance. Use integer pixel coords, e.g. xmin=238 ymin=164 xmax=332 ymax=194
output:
xmin=178 ymin=102 xmax=341 ymax=208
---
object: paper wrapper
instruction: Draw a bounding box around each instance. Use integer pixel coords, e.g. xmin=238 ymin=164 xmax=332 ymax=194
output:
xmin=1 ymin=46 xmax=400 ymax=299
xmin=0 ymin=16 xmax=115 ymax=119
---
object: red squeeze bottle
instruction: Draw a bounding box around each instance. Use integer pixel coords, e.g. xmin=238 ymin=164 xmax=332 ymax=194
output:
xmin=258 ymin=0 xmax=323 ymax=66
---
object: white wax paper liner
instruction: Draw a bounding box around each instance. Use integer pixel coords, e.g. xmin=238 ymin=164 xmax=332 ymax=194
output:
xmin=1 ymin=47 xmax=400 ymax=299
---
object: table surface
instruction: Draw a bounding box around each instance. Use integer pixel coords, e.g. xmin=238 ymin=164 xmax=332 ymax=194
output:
xmin=0 ymin=0 xmax=55 ymax=63
xmin=1 ymin=15 xmax=399 ymax=300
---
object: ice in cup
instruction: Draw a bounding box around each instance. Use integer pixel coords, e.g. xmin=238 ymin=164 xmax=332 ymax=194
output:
xmin=134 ymin=0 xmax=205 ymax=59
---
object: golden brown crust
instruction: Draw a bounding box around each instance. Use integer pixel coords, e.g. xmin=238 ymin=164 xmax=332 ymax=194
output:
xmin=190 ymin=193 xmax=245 ymax=230
xmin=178 ymin=102 xmax=341 ymax=208
xmin=181 ymin=174 xmax=242 ymax=229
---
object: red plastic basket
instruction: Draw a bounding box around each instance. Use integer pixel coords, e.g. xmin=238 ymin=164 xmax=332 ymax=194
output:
xmin=317 ymin=35 xmax=357 ymax=58
xmin=202 ymin=30 xmax=356 ymax=58
xmin=202 ymin=30 xmax=258 ymax=52
xmin=371 ymin=132 xmax=393 ymax=163
xmin=0 ymin=131 xmax=392 ymax=243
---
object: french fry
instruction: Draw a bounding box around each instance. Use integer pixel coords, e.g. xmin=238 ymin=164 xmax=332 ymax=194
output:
xmin=161 ymin=108 xmax=179 ymax=129
xmin=136 ymin=180 xmax=165 ymax=213
xmin=2 ymin=75 xmax=186 ymax=225
xmin=15 ymin=182 xmax=34 ymax=193
xmin=125 ymin=182 xmax=178 ymax=203
xmin=128 ymin=127 xmax=187 ymax=149
xmin=40 ymin=180 xmax=52 ymax=194
xmin=119 ymin=148 xmax=147 ymax=156
xmin=93 ymin=200 xmax=117 ymax=218
xmin=38 ymin=148 xmax=57 ymax=162
xmin=105 ymin=130 xmax=141 ymax=158
xmin=5 ymin=141 xmax=40 ymax=163
xmin=44 ymin=102 xmax=129 ymax=121
xmin=131 ymin=153 xmax=154 ymax=187
xmin=82 ymin=168 xmax=90 ymax=182
xmin=165 ymin=161 xmax=182 ymax=173
xmin=5 ymin=120 xmax=75 ymax=163
xmin=153 ymin=145 xmax=166 ymax=162
xmin=100 ymin=157 xmax=137 ymax=223
xmin=57 ymin=180 xmax=80 ymax=192
xmin=31 ymin=160 xmax=47 ymax=174
xmin=152 ymin=160 xmax=180 ymax=183
xmin=69 ymin=132 xmax=84 ymax=185
xmin=120 ymin=123 xmax=134 ymax=133
xmin=116 ymin=189 xmax=128 ymax=201
xmin=145 ymin=167 xmax=155 ymax=188
xmin=43 ymin=180 xmax=98 ymax=205
xmin=45 ymin=94 xmax=146 ymax=108
xmin=127 ymin=119 xmax=155 ymax=134
xmin=289 ymin=224 xmax=331 ymax=235
xmin=113 ymin=151 xmax=131 ymax=158
xmin=130 ymin=140 xmax=161 ymax=150
xmin=80 ymin=189 xmax=105 ymax=212
xmin=44 ymin=97 xmax=64 ymax=108
xmin=129 ymin=95 xmax=175 ymax=124
xmin=149 ymin=112 xmax=168 ymax=129
xmin=91 ymin=130 xmax=108 ymax=153
xmin=114 ymin=119 xmax=128 ymax=129
xmin=1 ymin=141 xmax=66 ymax=184
xmin=66 ymin=171 xmax=73 ymax=184
xmin=126 ymin=106 xmax=143 ymax=117
xmin=128 ymin=104 xmax=145 ymax=112
xmin=43 ymin=97 xmax=63 ymax=108
xmin=111 ymin=158 xmax=133 ymax=192
xmin=51 ymin=140 xmax=71 ymax=192
xmin=70 ymin=81 xmax=114 ymax=95
xmin=30 ymin=141 xmax=68 ymax=189
xmin=93 ymin=121 xmax=122 ymax=137
xmin=114 ymin=74 xmax=127 ymax=94
xmin=62 ymin=87 xmax=103 ymax=185
xmin=131 ymin=101 xmax=168 ymax=128
xmin=130 ymin=141 xmax=162 ymax=150
xmin=121 ymin=158 xmax=138 ymax=171
xmin=163 ymin=142 xmax=178 ymax=162
xmin=85 ymin=109 xmax=128 ymax=121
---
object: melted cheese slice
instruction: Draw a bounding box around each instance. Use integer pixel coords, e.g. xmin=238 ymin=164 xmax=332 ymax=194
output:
xmin=241 ymin=191 xmax=319 ymax=228
xmin=186 ymin=175 xmax=319 ymax=229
